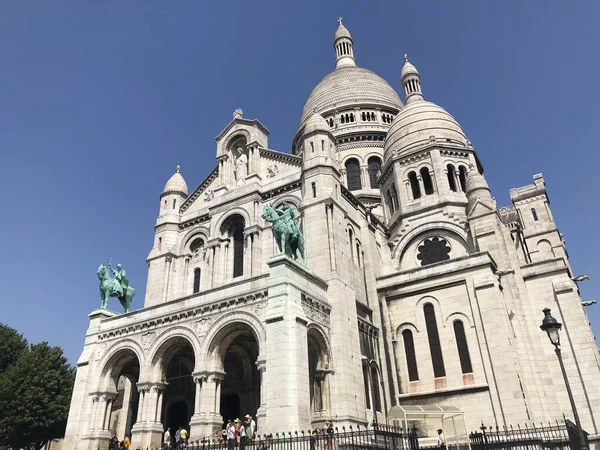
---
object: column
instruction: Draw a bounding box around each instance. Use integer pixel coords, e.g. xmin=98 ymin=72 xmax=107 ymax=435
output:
xmin=147 ymin=383 xmax=167 ymax=425
xmin=191 ymin=374 xmax=206 ymax=417
xmin=256 ymin=361 xmax=267 ymax=421
xmin=244 ymin=232 xmax=253 ymax=277
xmin=136 ymin=386 xmax=149 ymax=423
xmin=213 ymin=375 xmax=224 ymax=413
xmin=222 ymin=240 xmax=230 ymax=282
xmin=183 ymin=257 xmax=190 ymax=297
xmin=90 ymin=395 xmax=100 ymax=431
xmin=163 ymin=256 xmax=173 ymax=302
xmin=417 ymin=175 xmax=425 ymax=196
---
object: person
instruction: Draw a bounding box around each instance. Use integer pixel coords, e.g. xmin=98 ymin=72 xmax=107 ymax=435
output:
xmin=109 ymin=435 xmax=119 ymax=450
xmin=244 ymin=414 xmax=255 ymax=441
xmin=226 ymin=419 xmax=236 ymax=450
xmin=310 ymin=430 xmax=318 ymax=450
xmin=325 ymin=421 xmax=335 ymax=450
xmin=277 ymin=203 xmax=301 ymax=238
xmin=239 ymin=417 xmax=247 ymax=450
xmin=180 ymin=427 xmax=188 ymax=446
xmin=164 ymin=428 xmax=171 ymax=449
xmin=176 ymin=427 xmax=181 ymax=446
xmin=437 ymin=429 xmax=446 ymax=450
xmin=123 ymin=434 xmax=131 ymax=449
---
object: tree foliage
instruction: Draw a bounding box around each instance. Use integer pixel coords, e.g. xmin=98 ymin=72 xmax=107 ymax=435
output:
xmin=0 ymin=323 xmax=28 ymax=373
xmin=0 ymin=334 xmax=75 ymax=450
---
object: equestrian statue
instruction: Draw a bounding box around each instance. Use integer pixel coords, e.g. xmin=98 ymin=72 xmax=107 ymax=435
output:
xmin=97 ymin=258 xmax=136 ymax=313
xmin=261 ymin=202 xmax=306 ymax=265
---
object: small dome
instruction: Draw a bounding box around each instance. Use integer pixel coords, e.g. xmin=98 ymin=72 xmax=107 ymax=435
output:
xmin=465 ymin=168 xmax=492 ymax=204
xmin=304 ymin=112 xmax=330 ymax=135
xmin=334 ymin=24 xmax=352 ymax=41
xmin=163 ymin=166 xmax=188 ymax=195
xmin=384 ymin=101 xmax=468 ymax=161
xmin=401 ymin=59 xmax=419 ymax=79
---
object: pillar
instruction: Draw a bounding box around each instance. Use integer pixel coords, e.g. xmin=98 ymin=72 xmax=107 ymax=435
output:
xmin=183 ymin=257 xmax=190 ymax=296
xmin=256 ymin=361 xmax=267 ymax=422
xmin=264 ymin=255 xmax=315 ymax=431
xmin=163 ymin=256 xmax=173 ymax=302
xmin=191 ymin=372 xmax=224 ymax=438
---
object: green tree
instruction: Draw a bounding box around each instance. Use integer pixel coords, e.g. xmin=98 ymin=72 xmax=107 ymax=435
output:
xmin=0 ymin=342 xmax=75 ymax=450
xmin=0 ymin=323 xmax=28 ymax=373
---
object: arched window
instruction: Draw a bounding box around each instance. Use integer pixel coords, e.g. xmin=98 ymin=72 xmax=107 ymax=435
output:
xmin=402 ymin=329 xmax=419 ymax=381
xmin=350 ymin=113 xmax=354 ymax=122
xmin=362 ymin=112 xmax=366 ymax=121
xmin=371 ymin=112 xmax=376 ymax=121
xmin=341 ymin=115 xmax=345 ymax=124
xmin=458 ymin=166 xmax=468 ymax=192
xmin=370 ymin=366 xmax=382 ymax=412
xmin=531 ymin=208 xmax=538 ymax=221
xmin=408 ymin=171 xmax=421 ymax=199
xmin=417 ymin=237 xmax=451 ymax=266
xmin=348 ymin=228 xmax=354 ymax=261
xmin=362 ymin=366 xmax=371 ymax=409
xmin=424 ymin=303 xmax=446 ymax=378
xmin=312 ymin=182 xmax=317 ymax=198
xmin=386 ymin=190 xmax=395 ymax=214
xmin=391 ymin=183 xmax=399 ymax=211
xmin=345 ymin=159 xmax=362 ymax=191
xmin=172 ymin=199 xmax=177 ymax=209
xmin=233 ymin=222 xmax=244 ymax=278
xmin=190 ymin=238 xmax=204 ymax=254
xmin=368 ymin=156 xmax=382 ymax=188
xmin=356 ymin=242 xmax=361 ymax=267
xmin=453 ymin=320 xmax=472 ymax=374
xmin=447 ymin=164 xmax=457 ymax=192
xmin=193 ymin=268 xmax=201 ymax=294
xmin=420 ymin=167 xmax=434 ymax=195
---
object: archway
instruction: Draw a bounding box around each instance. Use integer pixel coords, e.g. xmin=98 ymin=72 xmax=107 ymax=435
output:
xmin=155 ymin=337 xmax=196 ymax=433
xmin=104 ymin=349 xmax=140 ymax=440
xmin=307 ymin=328 xmax=331 ymax=424
xmin=212 ymin=323 xmax=260 ymax=425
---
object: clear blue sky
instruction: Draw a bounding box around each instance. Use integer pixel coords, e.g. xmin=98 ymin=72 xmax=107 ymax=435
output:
xmin=1 ymin=1 xmax=599 ymax=365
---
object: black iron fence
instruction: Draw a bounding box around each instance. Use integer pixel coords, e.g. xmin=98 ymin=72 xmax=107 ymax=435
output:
xmin=127 ymin=424 xmax=418 ymax=450
xmin=469 ymin=421 xmax=574 ymax=450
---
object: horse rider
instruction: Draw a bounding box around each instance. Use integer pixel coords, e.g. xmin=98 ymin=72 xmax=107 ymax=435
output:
xmin=277 ymin=203 xmax=301 ymax=238
xmin=109 ymin=260 xmax=129 ymax=297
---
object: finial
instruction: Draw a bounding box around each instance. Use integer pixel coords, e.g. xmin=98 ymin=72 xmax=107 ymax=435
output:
xmin=337 ymin=17 xmax=344 ymax=26
xmin=233 ymin=108 xmax=243 ymax=119
xmin=404 ymin=54 xmax=409 ymax=62
xmin=176 ymin=165 xmax=180 ymax=173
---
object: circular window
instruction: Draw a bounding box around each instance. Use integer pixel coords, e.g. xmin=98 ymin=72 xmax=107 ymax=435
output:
xmin=417 ymin=237 xmax=451 ymax=266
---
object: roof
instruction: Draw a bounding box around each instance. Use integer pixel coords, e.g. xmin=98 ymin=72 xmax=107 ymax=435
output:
xmin=299 ymin=66 xmax=403 ymax=126
xmin=388 ymin=405 xmax=464 ymax=420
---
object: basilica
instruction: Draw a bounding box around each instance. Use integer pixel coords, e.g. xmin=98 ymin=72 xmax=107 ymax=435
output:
xmin=64 ymin=21 xmax=600 ymax=449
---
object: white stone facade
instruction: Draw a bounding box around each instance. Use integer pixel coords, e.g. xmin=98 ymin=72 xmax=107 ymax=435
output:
xmin=64 ymin=22 xmax=600 ymax=450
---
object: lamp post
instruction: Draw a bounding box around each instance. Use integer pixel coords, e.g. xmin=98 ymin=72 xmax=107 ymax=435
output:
xmin=539 ymin=308 xmax=588 ymax=450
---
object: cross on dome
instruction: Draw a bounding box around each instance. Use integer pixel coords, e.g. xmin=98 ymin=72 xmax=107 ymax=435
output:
xmin=404 ymin=54 xmax=409 ymax=62
xmin=337 ymin=17 xmax=343 ymax=26
xmin=176 ymin=165 xmax=181 ymax=173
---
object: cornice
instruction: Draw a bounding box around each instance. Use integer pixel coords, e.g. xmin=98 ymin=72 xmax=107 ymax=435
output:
xmin=181 ymin=167 xmax=219 ymax=213
xmin=259 ymin=149 xmax=302 ymax=165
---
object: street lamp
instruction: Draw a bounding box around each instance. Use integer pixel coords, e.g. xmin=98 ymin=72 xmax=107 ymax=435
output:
xmin=539 ymin=308 xmax=588 ymax=450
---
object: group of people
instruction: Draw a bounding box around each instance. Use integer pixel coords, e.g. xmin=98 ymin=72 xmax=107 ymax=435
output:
xmin=222 ymin=414 xmax=257 ymax=450
xmin=108 ymin=433 xmax=130 ymax=450
xmin=163 ymin=426 xmax=189 ymax=449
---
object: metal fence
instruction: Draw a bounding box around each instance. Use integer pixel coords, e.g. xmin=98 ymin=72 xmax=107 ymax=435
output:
xmin=468 ymin=421 xmax=573 ymax=450
xmin=127 ymin=424 xmax=418 ymax=450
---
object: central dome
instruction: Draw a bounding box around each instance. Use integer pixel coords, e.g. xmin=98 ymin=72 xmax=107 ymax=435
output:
xmin=299 ymin=66 xmax=403 ymax=125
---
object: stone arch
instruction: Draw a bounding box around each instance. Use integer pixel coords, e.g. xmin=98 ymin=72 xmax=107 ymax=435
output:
xmin=307 ymin=324 xmax=333 ymax=370
xmin=213 ymin=209 xmax=251 ymax=236
xmin=203 ymin=311 xmax=266 ymax=370
xmin=96 ymin=340 xmax=144 ymax=393
xmin=146 ymin=326 xmax=200 ymax=381
xmin=341 ymin=153 xmax=365 ymax=165
xmin=272 ymin=195 xmax=301 ymax=210
xmin=392 ymin=222 xmax=469 ymax=262
xmin=222 ymin=130 xmax=251 ymax=156
xmin=180 ymin=227 xmax=211 ymax=254
xmin=445 ymin=311 xmax=473 ymax=328
xmin=395 ymin=322 xmax=420 ymax=339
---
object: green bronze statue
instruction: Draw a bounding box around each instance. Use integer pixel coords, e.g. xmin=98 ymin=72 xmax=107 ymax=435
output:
xmin=261 ymin=202 xmax=306 ymax=265
xmin=96 ymin=258 xmax=136 ymax=313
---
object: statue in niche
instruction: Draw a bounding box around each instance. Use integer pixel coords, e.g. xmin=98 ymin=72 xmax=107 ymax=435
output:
xmin=228 ymin=147 xmax=248 ymax=186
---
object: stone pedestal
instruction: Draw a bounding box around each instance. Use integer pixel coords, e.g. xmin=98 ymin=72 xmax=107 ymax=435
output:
xmin=263 ymin=255 xmax=324 ymax=432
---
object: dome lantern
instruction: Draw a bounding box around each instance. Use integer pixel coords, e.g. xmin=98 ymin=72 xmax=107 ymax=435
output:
xmin=401 ymin=54 xmax=424 ymax=104
xmin=334 ymin=17 xmax=356 ymax=69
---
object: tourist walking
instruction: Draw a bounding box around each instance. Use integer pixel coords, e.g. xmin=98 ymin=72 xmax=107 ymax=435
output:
xmin=176 ymin=427 xmax=182 ymax=446
xmin=180 ymin=427 xmax=188 ymax=446
xmin=437 ymin=429 xmax=446 ymax=450
xmin=163 ymin=427 xmax=171 ymax=449
xmin=239 ymin=417 xmax=247 ymax=450
xmin=244 ymin=414 xmax=255 ymax=442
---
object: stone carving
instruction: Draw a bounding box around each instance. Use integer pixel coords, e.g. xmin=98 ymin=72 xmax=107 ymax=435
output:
xmin=266 ymin=164 xmax=279 ymax=178
xmin=233 ymin=108 xmax=243 ymax=119
xmin=228 ymin=147 xmax=248 ymax=186
xmin=241 ymin=302 xmax=266 ymax=320
xmin=261 ymin=203 xmax=306 ymax=264
xmin=302 ymin=303 xmax=331 ymax=328
xmin=204 ymin=188 xmax=214 ymax=202
xmin=193 ymin=317 xmax=214 ymax=337
xmin=140 ymin=331 xmax=156 ymax=353
xmin=94 ymin=342 xmax=109 ymax=362
xmin=97 ymin=259 xmax=136 ymax=313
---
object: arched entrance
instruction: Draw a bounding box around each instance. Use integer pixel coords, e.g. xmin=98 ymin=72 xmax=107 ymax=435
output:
xmin=154 ymin=337 xmax=196 ymax=432
xmin=103 ymin=349 xmax=141 ymax=440
xmin=307 ymin=327 xmax=332 ymax=425
xmin=211 ymin=323 xmax=261 ymax=425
